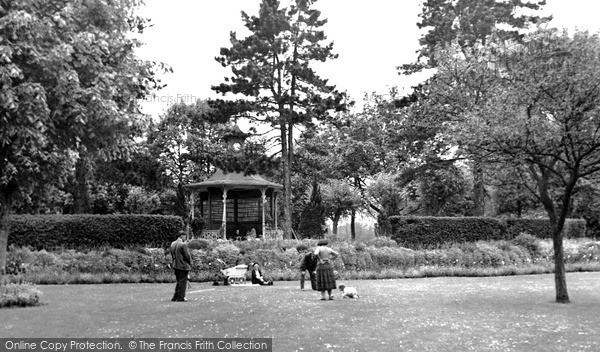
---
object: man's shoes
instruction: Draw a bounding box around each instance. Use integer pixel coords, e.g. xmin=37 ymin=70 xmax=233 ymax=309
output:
xmin=176 ymin=298 xmax=187 ymax=302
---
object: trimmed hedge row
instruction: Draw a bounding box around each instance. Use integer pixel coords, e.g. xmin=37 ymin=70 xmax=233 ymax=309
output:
xmin=8 ymin=214 xmax=184 ymax=249
xmin=390 ymin=216 xmax=587 ymax=247
xmin=504 ymin=218 xmax=587 ymax=239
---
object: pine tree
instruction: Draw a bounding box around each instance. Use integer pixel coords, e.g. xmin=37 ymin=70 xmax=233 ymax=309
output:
xmin=213 ymin=0 xmax=347 ymax=238
xmin=297 ymin=179 xmax=326 ymax=238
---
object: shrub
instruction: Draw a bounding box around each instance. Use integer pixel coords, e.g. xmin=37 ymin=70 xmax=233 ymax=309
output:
xmin=354 ymin=242 xmax=367 ymax=252
xmin=295 ymin=243 xmax=309 ymax=252
xmin=7 ymin=235 xmax=600 ymax=284
xmin=188 ymin=238 xmax=212 ymax=251
xmin=9 ymin=214 xmax=184 ymax=249
xmin=212 ymin=243 xmax=241 ymax=266
xmin=505 ymin=218 xmax=586 ymax=239
xmin=390 ymin=216 xmax=506 ymax=248
xmin=190 ymin=217 xmax=205 ymax=237
xmin=563 ymin=219 xmax=587 ymax=238
xmin=390 ymin=216 xmax=586 ymax=247
xmin=505 ymin=219 xmax=552 ymax=239
xmin=364 ymin=237 xmax=398 ymax=248
xmin=513 ymin=233 xmax=541 ymax=255
xmin=0 ymin=283 xmax=42 ymax=308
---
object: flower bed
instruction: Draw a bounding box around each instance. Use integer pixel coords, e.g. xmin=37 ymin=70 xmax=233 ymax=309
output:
xmin=4 ymin=237 xmax=600 ymax=285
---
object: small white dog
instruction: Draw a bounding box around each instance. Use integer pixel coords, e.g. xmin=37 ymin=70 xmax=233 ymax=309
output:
xmin=338 ymin=284 xmax=359 ymax=299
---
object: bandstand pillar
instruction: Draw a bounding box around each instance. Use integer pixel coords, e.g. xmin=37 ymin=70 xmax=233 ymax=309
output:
xmin=261 ymin=189 xmax=266 ymax=239
xmin=222 ymin=188 xmax=228 ymax=240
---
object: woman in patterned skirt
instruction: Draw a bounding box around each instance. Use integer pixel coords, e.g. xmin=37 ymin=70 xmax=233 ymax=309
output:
xmin=314 ymin=239 xmax=339 ymax=300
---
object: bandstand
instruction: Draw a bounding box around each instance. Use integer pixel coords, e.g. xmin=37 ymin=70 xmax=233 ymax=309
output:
xmin=184 ymin=125 xmax=283 ymax=240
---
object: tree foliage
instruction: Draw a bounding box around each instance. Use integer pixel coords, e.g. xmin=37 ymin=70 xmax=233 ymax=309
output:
xmin=410 ymin=0 xmax=550 ymax=68
xmin=297 ymin=178 xmax=326 ymax=238
xmin=436 ymin=28 xmax=600 ymax=303
xmin=213 ymin=0 xmax=347 ymax=238
xmin=0 ymin=0 xmax=162 ymax=275
xmin=398 ymin=0 xmax=550 ymax=216
xmin=321 ymin=180 xmax=361 ymax=237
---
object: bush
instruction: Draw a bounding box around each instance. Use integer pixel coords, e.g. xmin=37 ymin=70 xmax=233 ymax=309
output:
xmin=295 ymin=243 xmax=309 ymax=252
xmin=505 ymin=218 xmax=586 ymax=239
xmin=390 ymin=216 xmax=507 ymax=248
xmin=0 ymin=283 xmax=42 ymax=308
xmin=212 ymin=243 xmax=241 ymax=267
xmin=513 ymin=233 xmax=541 ymax=255
xmin=391 ymin=216 xmax=587 ymax=247
xmin=563 ymin=219 xmax=587 ymax=238
xmin=6 ymin=235 xmax=600 ymax=284
xmin=505 ymin=219 xmax=552 ymax=239
xmin=364 ymin=237 xmax=398 ymax=248
xmin=187 ymin=238 xmax=212 ymax=251
xmin=9 ymin=214 xmax=184 ymax=249
xmin=190 ymin=217 xmax=205 ymax=237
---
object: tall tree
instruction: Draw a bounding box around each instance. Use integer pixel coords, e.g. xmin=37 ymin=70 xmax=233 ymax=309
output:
xmin=411 ymin=0 xmax=550 ymax=68
xmin=321 ymin=180 xmax=361 ymax=238
xmin=0 ymin=0 xmax=161 ymax=276
xmin=418 ymin=163 xmax=470 ymax=216
xmin=297 ymin=178 xmax=326 ymax=238
xmin=439 ymin=29 xmax=600 ymax=303
xmin=213 ymin=0 xmax=346 ymax=238
xmin=147 ymin=100 xmax=224 ymax=218
xmin=401 ymin=0 xmax=550 ymax=215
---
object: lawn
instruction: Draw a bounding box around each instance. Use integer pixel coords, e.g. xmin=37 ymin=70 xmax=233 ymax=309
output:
xmin=2 ymin=272 xmax=600 ymax=351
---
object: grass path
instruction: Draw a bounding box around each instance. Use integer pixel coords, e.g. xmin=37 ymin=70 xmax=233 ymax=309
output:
xmin=2 ymin=272 xmax=600 ymax=351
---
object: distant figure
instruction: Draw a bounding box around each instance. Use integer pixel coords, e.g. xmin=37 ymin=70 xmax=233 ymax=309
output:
xmin=314 ymin=239 xmax=339 ymax=300
xmin=338 ymin=284 xmax=359 ymax=299
xmin=251 ymin=263 xmax=273 ymax=285
xmin=300 ymin=248 xmax=318 ymax=291
xmin=170 ymin=231 xmax=192 ymax=302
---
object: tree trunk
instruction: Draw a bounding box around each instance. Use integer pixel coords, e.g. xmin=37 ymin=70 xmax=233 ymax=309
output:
xmin=350 ymin=208 xmax=356 ymax=241
xmin=280 ymin=119 xmax=292 ymax=239
xmin=73 ymin=155 xmax=91 ymax=214
xmin=0 ymin=190 xmax=11 ymax=278
xmin=176 ymin=183 xmax=187 ymax=219
xmin=551 ymin=173 xmax=579 ymax=304
xmin=472 ymin=159 xmax=485 ymax=216
xmin=530 ymin=163 xmax=570 ymax=303
xmin=332 ymin=212 xmax=340 ymax=236
xmin=552 ymin=225 xmax=569 ymax=303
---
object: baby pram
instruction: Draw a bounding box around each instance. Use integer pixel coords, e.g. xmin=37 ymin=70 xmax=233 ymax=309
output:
xmin=221 ymin=264 xmax=249 ymax=285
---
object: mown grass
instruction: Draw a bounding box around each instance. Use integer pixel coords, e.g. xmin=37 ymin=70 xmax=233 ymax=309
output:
xmin=2 ymin=272 xmax=599 ymax=351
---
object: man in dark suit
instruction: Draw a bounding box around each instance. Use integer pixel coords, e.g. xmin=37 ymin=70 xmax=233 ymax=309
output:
xmin=300 ymin=248 xmax=318 ymax=290
xmin=170 ymin=231 xmax=192 ymax=301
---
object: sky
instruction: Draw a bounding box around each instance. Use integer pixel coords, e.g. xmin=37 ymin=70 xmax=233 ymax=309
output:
xmin=135 ymin=0 xmax=600 ymax=119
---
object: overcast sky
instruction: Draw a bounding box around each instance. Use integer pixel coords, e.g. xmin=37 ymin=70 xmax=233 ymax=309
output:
xmin=136 ymin=0 xmax=600 ymax=118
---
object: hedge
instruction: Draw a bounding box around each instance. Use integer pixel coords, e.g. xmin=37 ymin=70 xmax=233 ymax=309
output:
xmin=8 ymin=214 xmax=184 ymax=249
xmin=505 ymin=218 xmax=588 ymax=239
xmin=391 ymin=217 xmax=507 ymax=247
xmin=390 ymin=216 xmax=587 ymax=247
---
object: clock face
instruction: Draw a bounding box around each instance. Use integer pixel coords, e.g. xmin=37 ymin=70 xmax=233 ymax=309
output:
xmin=232 ymin=142 xmax=242 ymax=152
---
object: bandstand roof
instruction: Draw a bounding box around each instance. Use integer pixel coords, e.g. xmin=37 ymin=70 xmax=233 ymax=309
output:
xmin=185 ymin=169 xmax=283 ymax=192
